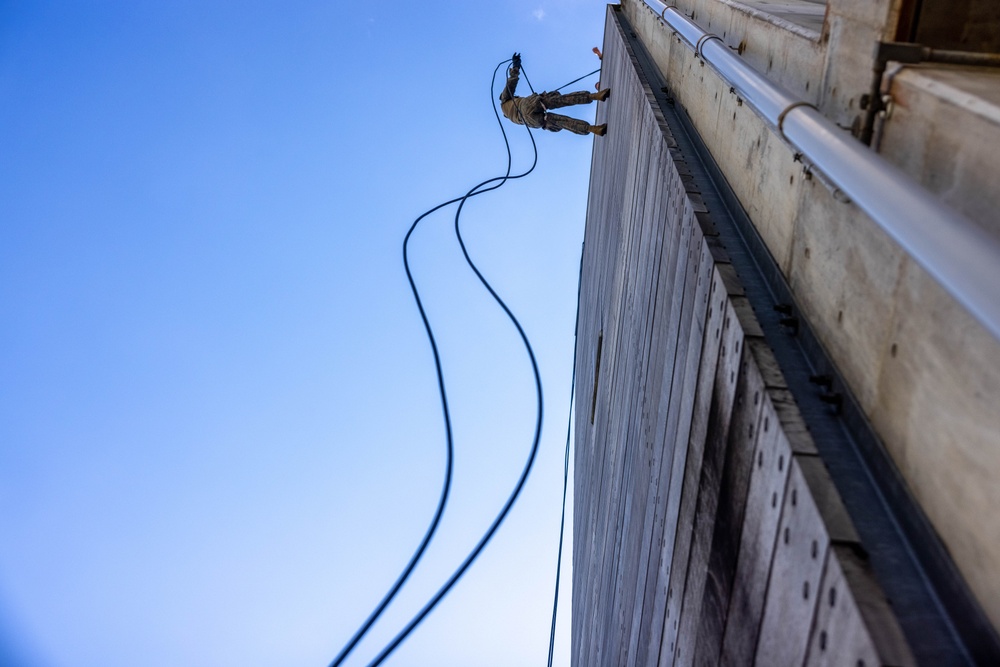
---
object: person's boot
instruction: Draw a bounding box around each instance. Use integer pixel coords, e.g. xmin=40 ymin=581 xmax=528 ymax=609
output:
xmin=593 ymin=88 xmax=611 ymax=102
xmin=590 ymin=124 xmax=607 ymax=136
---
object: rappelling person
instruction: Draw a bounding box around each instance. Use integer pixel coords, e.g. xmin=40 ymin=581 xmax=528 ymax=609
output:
xmin=500 ymin=53 xmax=610 ymax=136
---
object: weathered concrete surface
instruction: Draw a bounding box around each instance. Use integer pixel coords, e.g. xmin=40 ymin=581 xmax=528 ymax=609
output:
xmin=572 ymin=7 xmax=913 ymax=665
xmin=879 ymin=64 xmax=1000 ymax=237
xmin=622 ymin=0 xmax=1000 ymax=634
xmin=734 ymin=0 xmax=827 ymax=35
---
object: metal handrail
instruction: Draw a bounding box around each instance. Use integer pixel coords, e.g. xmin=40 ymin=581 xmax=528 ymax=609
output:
xmin=642 ymin=0 xmax=1000 ymax=341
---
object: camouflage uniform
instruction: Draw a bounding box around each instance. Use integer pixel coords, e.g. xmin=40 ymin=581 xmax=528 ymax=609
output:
xmin=499 ymin=65 xmax=596 ymax=136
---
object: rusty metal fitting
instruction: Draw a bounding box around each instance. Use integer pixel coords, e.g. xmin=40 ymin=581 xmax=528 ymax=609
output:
xmin=695 ymin=33 xmax=724 ymax=58
xmin=776 ymin=100 xmax=818 ymax=141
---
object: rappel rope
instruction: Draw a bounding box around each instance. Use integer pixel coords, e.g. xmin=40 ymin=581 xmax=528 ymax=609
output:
xmin=520 ymin=65 xmax=602 ymax=94
xmin=330 ymin=57 xmax=599 ymax=667
xmin=365 ymin=58 xmax=544 ymax=667
xmin=548 ymin=246 xmax=584 ymax=667
xmin=328 ymin=59 xmax=531 ymax=667
xmin=556 ymin=67 xmax=602 ymax=91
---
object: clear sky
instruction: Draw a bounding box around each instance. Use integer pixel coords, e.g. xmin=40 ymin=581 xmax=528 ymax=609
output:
xmin=1 ymin=2 xmax=609 ymax=666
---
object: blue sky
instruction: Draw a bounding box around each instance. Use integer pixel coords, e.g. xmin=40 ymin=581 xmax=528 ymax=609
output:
xmin=0 ymin=2 xmax=608 ymax=665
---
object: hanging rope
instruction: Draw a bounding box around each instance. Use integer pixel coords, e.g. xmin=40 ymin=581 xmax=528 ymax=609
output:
xmin=365 ymin=60 xmax=543 ymax=667
xmin=332 ymin=56 xmax=600 ymax=667
xmin=547 ymin=244 xmax=584 ymax=667
xmin=520 ymin=64 xmax=537 ymax=95
xmin=556 ymin=67 xmax=601 ymax=92
xmin=517 ymin=64 xmax=602 ymax=94
xmin=328 ymin=58 xmax=536 ymax=667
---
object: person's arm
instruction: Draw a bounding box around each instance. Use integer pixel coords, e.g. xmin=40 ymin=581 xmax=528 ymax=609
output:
xmin=500 ymin=53 xmax=521 ymax=103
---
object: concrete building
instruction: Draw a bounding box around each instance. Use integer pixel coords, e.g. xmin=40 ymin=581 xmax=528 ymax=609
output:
xmin=572 ymin=1 xmax=1000 ymax=664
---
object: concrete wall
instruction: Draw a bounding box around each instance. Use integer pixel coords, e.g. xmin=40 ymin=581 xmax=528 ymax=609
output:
xmin=621 ymin=0 xmax=1000 ymax=636
xmin=572 ymin=8 xmax=913 ymax=664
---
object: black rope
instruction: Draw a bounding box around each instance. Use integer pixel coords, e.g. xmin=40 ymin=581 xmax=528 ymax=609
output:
xmin=520 ymin=65 xmax=537 ymax=95
xmin=547 ymin=244 xmax=584 ymax=667
xmin=555 ymin=67 xmax=601 ymax=92
xmin=364 ymin=61 xmax=543 ymax=667
xmin=328 ymin=58 xmax=533 ymax=667
xmin=515 ymin=64 xmax=601 ymax=95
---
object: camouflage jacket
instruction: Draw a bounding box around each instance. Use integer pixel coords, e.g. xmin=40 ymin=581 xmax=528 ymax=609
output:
xmin=499 ymin=66 xmax=544 ymax=128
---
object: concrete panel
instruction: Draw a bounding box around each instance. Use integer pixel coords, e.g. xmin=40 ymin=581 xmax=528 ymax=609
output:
xmin=817 ymin=11 xmax=881 ymax=134
xmin=731 ymin=1 xmax=827 ymax=35
xmin=630 ymin=0 xmax=826 ymax=101
xmin=804 ymin=544 xmax=915 ymax=667
xmin=754 ymin=455 xmax=829 ymax=666
xmin=649 ymin=258 xmax=728 ymax=667
xmin=668 ymin=298 xmax=745 ymax=667
xmin=626 ymin=0 xmax=809 ymax=275
xmin=872 ymin=256 xmax=1000 ymax=632
xmin=573 ymin=7 xmax=926 ymax=665
xmin=718 ymin=399 xmax=792 ymax=666
xmin=692 ymin=343 xmax=768 ymax=666
xmin=636 ymin=236 xmax=714 ymax=666
xmin=785 ymin=147 xmax=906 ymax=413
xmin=879 ymin=64 xmax=1000 ymax=238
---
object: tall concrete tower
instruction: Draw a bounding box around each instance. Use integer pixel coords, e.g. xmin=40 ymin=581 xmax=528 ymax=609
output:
xmin=573 ymin=1 xmax=1000 ymax=664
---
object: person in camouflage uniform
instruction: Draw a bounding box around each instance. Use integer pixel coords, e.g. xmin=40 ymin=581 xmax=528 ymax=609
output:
xmin=500 ymin=53 xmax=609 ymax=136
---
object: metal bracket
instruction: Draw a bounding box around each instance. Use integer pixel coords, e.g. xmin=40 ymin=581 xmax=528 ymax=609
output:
xmin=862 ymin=41 xmax=1000 ymax=146
xmin=776 ymin=101 xmax=818 ymax=141
xmin=879 ymin=94 xmax=894 ymax=121
xmin=695 ymin=33 xmax=724 ymax=58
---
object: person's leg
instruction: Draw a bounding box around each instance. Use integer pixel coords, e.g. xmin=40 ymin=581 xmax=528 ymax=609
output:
xmin=543 ymin=112 xmax=595 ymax=135
xmin=540 ymin=90 xmax=597 ymax=110
xmin=540 ymin=89 xmax=610 ymax=108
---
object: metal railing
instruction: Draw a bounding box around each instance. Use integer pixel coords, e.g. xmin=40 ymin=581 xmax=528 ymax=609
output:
xmin=642 ymin=0 xmax=1000 ymax=341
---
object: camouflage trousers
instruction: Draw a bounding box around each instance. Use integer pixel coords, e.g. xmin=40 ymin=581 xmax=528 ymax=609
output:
xmin=511 ymin=90 xmax=595 ymax=135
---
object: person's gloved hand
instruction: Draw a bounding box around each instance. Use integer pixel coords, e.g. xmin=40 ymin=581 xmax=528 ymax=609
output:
xmin=512 ymin=52 xmax=521 ymax=68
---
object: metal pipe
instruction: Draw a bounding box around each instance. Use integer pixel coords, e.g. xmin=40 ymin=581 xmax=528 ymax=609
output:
xmin=642 ymin=0 xmax=1000 ymax=341
xmin=926 ymin=49 xmax=1000 ymax=67
xmin=864 ymin=43 xmax=1000 ymax=145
